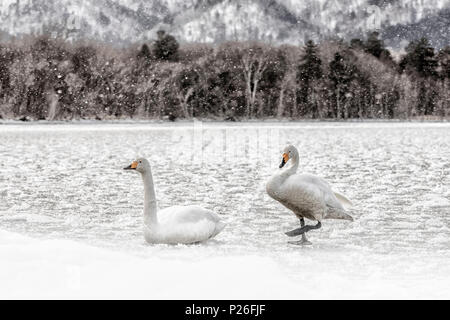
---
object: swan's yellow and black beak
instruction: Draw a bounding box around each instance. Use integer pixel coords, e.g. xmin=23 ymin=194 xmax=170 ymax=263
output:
xmin=279 ymin=153 xmax=289 ymax=168
xmin=124 ymin=161 xmax=138 ymax=170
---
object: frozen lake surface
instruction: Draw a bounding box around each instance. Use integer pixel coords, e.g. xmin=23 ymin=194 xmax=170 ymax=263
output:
xmin=1 ymin=121 xmax=449 ymax=299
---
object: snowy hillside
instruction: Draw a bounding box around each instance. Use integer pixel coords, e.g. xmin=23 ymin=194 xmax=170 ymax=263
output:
xmin=0 ymin=0 xmax=448 ymax=48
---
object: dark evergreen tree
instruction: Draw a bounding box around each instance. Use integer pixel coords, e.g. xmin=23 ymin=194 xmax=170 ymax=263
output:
xmin=72 ymin=46 xmax=96 ymax=81
xmin=400 ymin=38 xmax=440 ymax=116
xmin=437 ymin=46 xmax=450 ymax=79
xmin=328 ymin=52 xmax=357 ymax=118
xmin=296 ymin=40 xmax=323 ymax=117
xmin=329 ymin=53 xmax=351 ymax=86
xmin=137 ymin=43 xmax=152 ymax=60
xmin=0 ymin=46 xmax=12 ymax=94
xmin=365 ymin=31 xmax=384 ymax=58
xmin=153 ymin=30 xmax=179 ymax=61
xmin=298 ymin=40 xmax=322 ymax=82
xmin=350 ymin=38 xmax=364 ymax=50
xmin=364 ymin=31 xmax=393 ymax=63
xmin=400 ymin=37 xmax=438 ymax=78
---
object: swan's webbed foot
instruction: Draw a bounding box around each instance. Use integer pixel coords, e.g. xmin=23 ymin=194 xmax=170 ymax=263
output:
xmin=285 ymin=221 xmax=321 ymax=237
xmin=297 ymin=219 xmax=312 ymax=244
xmin=288 ymin=236 xmax=312 ymax=246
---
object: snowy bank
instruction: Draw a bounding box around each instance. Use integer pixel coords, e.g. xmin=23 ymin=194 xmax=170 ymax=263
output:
xmin=0 ymin=230 xmax=299 ymax=299
xmin=1 ymin=230 xmax=449 ymax=299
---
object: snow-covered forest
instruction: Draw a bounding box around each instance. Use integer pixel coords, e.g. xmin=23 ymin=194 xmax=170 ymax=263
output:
xmin=0 ymin=31 xmax=448 ymax=120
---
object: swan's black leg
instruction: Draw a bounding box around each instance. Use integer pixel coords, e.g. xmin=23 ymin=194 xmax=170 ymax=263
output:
xmin=286 ymin=221 xmax=321 ymax=237
xmin=288 ymin=218 xmax=313 ymax=245
xmin=299 ymin=218 xmax=312 ymax=244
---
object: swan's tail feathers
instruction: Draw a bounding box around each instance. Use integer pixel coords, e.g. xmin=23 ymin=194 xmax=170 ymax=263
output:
xmin=341 ymin=212 xmax=353 ymax=221
xmin=325 ymin=207 xmax=354 ymax=221
xmin=211 ymin=221 xmax=226 ymax=239
xmin=334 ymin=192 xmax=353 ymax=209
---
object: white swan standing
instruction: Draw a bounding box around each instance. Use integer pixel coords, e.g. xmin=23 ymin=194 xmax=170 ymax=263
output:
xmin=124 ymin=158 xmax=225 ymax=244
xmin=266 ymin=145 xmax=353 ymax=245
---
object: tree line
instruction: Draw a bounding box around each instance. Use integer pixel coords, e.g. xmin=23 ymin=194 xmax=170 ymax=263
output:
xmin=0 ymin=31 xmax=448 ymax=121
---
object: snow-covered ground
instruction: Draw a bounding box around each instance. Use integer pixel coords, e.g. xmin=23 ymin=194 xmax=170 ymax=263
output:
xmin=1 ymin=122 xmax=449 ymax=299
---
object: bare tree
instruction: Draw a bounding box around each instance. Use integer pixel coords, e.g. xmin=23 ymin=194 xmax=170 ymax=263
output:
xmin=241 ymin=44 xmax=269 ymax=117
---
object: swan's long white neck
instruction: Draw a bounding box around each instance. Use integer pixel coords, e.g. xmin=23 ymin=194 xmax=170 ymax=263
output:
xmin=282 ymin=155 xmax=299 ymax=176
xmin=141 ymin=168 xmax=158 ymax=226
xmin=267 ymin=153 xmax=299 ymax=201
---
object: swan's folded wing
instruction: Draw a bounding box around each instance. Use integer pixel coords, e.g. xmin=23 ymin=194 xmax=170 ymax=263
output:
xmin=304 ymin=177 xmax=353 ymax=220
xmin=279 ymin=178 xmax=325 ymax=220
xmin=300 ymin=174 xmax=345 ymax=210
xmin=157 ymin=205 xmax=224 ymax=243
xmin=322 ymin=188 xmax=345 ymax=210
xmin=284 ymin=173 xmax=344 ymax=210
xmin=158 ymin=205 xmax=220 ymax=224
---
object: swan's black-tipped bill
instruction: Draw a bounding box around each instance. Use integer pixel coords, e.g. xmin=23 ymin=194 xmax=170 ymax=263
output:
xmin=279 ymin=158 xmax=286 ymax=168
xmin=124 ymin=160 xmax=138 ymax=170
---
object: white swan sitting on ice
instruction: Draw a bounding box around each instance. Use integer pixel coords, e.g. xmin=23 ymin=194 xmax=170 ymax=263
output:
xmin=266 ymin=145 xmax=353 ymax=245
xmin=124 ymin=158 xmax=225 ymax=244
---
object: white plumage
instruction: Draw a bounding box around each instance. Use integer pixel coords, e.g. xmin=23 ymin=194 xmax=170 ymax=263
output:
xmin=124 ymin=158 xmax=225 ymax=244
xmin=266 ymin=145 xmax=353 ymax=244
xmin=145 ymin=205 xmax=225 ymax=244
